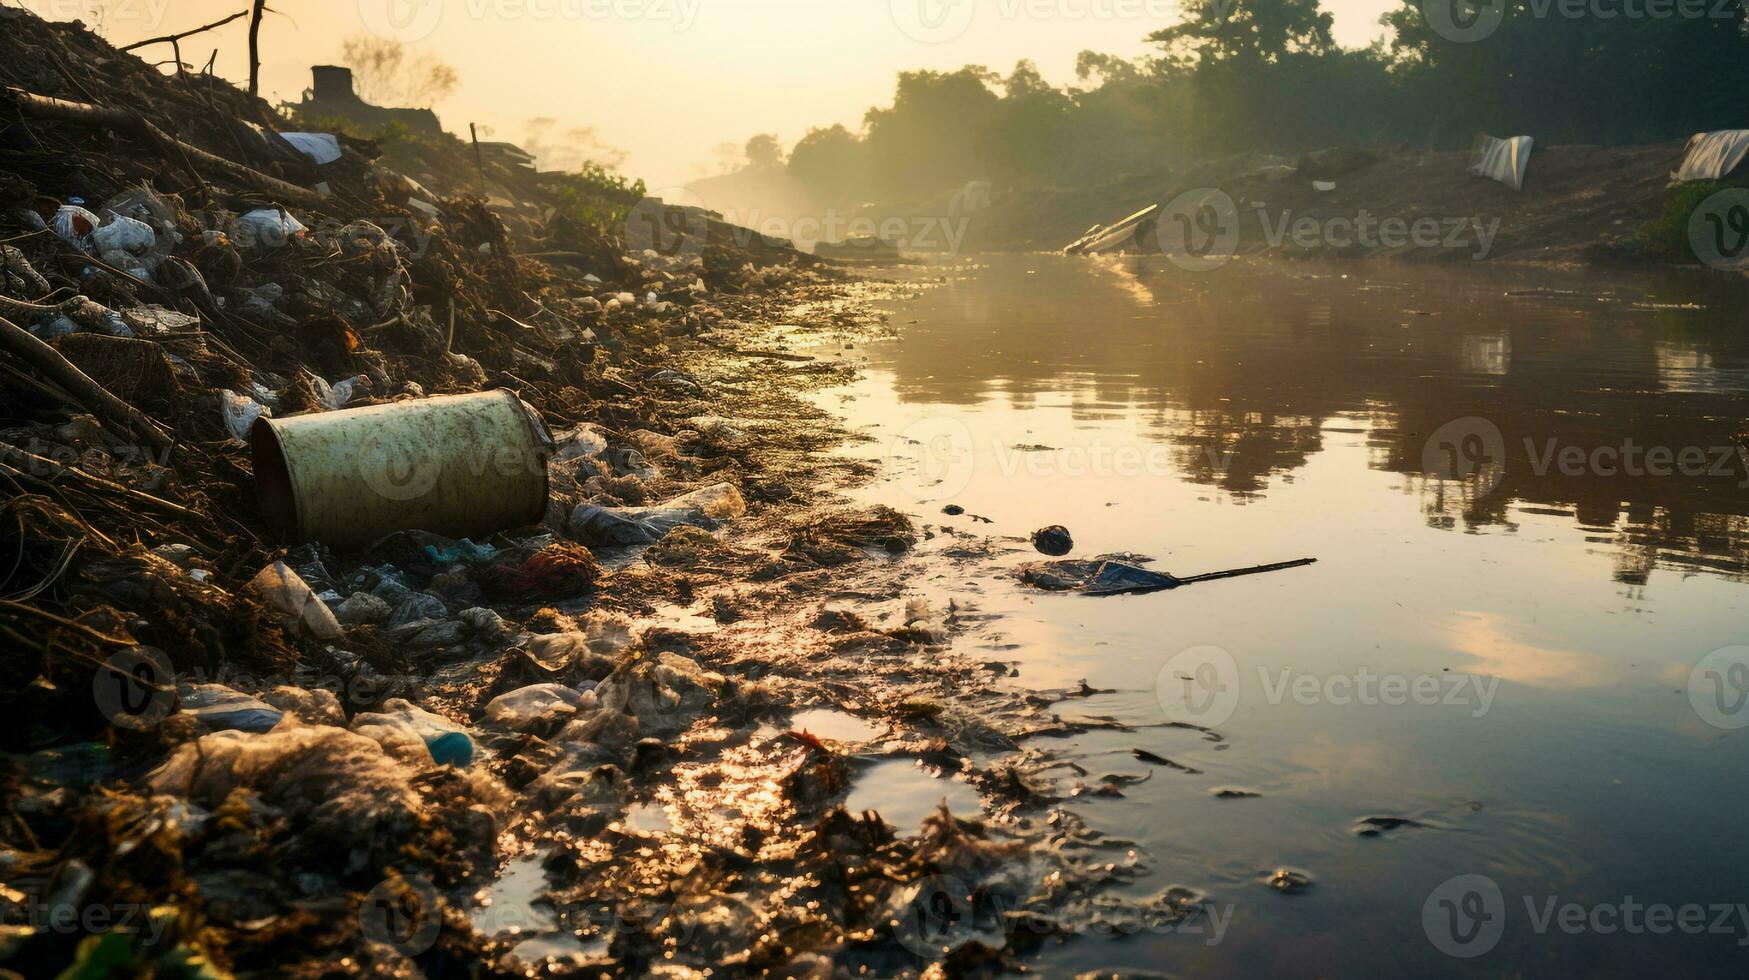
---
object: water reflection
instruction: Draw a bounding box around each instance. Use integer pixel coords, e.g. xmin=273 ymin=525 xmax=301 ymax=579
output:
xmin=875 ymin=255 xmax=1749 ymax=584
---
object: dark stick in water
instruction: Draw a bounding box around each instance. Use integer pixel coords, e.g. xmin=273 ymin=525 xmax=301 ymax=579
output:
xmin=1173 ymin=557 xmax=1318 ymax=586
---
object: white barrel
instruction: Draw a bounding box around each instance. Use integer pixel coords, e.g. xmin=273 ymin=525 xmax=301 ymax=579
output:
xmin=252 ymin=389 xmax=552 ymax=548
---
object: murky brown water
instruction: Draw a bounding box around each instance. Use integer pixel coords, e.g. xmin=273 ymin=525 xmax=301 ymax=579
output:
xmin=825 ymin=254 xmax=1749 ymax=976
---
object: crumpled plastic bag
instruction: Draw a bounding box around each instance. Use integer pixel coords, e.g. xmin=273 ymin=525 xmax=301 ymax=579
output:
xmin=92 ymin=213 xmax=155 ymax=252
xmin=234 ymin=208 xmax=308 ymax=249
xmin=332 ymin=591 xmax=392 ymax=627
xmin=145 ymin=724 xmax=423 ymax=846
xmin=92 ymin=213 xmax=158 ymax=276
xmin=551 ymin=423 xmax=610 ymax=464
xmin=178 ymin=683 xmax=283 ymax=733
xmin=219 ymin=389 xmax=269 ymax=442
xmin=50 ymin=203 xmax=99 ymax=250
xmin=568 ymin=484 xmax=746 ymax=546
xmin=311 ymin=373 xmax=369 ymax=410
xmin=278 ymin=132 xmax=342 ymax=165
xmin=261 ymin=685 xmax=345 ymax=726
xmin=482 ymin=683 xmax=593 ymax=733
xmin=1016 ymin=555 xmax=1180 ymax=596
xmin=384 ymin=590 xmax=449 ymax=628
xmin=352 ymin=698 xmax=476 ymax=767
xmin=565 ymin=651 xmax=724 ymax=740
xmin=249 ymin=561 xmax=344 ymax=640
xmin=686 ymin=415 xmax=749 ymax=445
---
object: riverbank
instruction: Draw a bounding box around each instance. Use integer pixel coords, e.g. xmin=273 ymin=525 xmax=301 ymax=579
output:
xmin=888 ymin=139 xmax=1748 ymax=269
xmin=0 ymin=10 xmax=1176 ymax=978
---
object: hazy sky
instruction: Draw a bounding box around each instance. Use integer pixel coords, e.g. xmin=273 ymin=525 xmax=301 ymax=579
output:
xmin=34 ymin=0 xmax=1396 ymax=187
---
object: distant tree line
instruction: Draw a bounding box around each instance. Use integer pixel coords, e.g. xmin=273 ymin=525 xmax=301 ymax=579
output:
xmin=786 ymin=0 xmax=1749 ymax=206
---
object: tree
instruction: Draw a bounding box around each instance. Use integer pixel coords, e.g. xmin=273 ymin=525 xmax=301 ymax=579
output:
xmin=787 ymin=124 xmax=868 ymax=207
xmin=1148 ymin=0 xmax=1335 ymax=66
xmin=248 ymin=0 xmax=265 ymax=97
xmin=1074 ymin=51 xmax=1143 ymax=86
xmin=744 ymin=133 xmax=785 ymax=169
xmin=338 ymin=36 xmax=459 ymax=107
xmin=863 ymin=67 xmax=1001 ymax=198
xmin=977 ymin=61 xmax=1076 ymax=181
xmin=1383 ymin=0 xmax=1749 ymax=145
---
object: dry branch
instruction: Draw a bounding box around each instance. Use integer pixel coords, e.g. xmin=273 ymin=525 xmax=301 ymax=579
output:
xmin=119 ymin=10 xmax=251 ymax=53
xmin=0 ymin=313 xmax=173 ymax=452
xmin=3 ymin=87 xmax=326 ymax=207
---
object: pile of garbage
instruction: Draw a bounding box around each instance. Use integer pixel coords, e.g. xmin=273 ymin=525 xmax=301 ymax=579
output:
xmin=0 ymin=7 xmax=885 ymax=975
xmin=0 ymin=11 xmax=1208 ymax=979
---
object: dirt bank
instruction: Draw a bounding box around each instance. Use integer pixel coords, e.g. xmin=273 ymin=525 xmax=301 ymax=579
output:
xmin=943 ymin=140 xmax=1745 ymax=268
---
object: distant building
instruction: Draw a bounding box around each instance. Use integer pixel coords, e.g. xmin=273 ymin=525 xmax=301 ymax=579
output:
xmin=296 ymin=66 xmax=443 ymax=137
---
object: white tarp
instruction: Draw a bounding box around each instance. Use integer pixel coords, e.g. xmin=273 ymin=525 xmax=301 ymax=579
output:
xmin=1469 ymin=134 xmax=1533 ymax=191
xmin=1671 ymin=130 xmax=1749 ymax=184
xmin=279 ymin=132 xmax=343 ymax=166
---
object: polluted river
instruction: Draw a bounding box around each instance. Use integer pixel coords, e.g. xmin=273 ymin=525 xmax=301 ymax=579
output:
xmin=802 ymin=253 xmax=1749 ymax=977
xmin=9 ymin=7 xmax=1749 ymax=979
